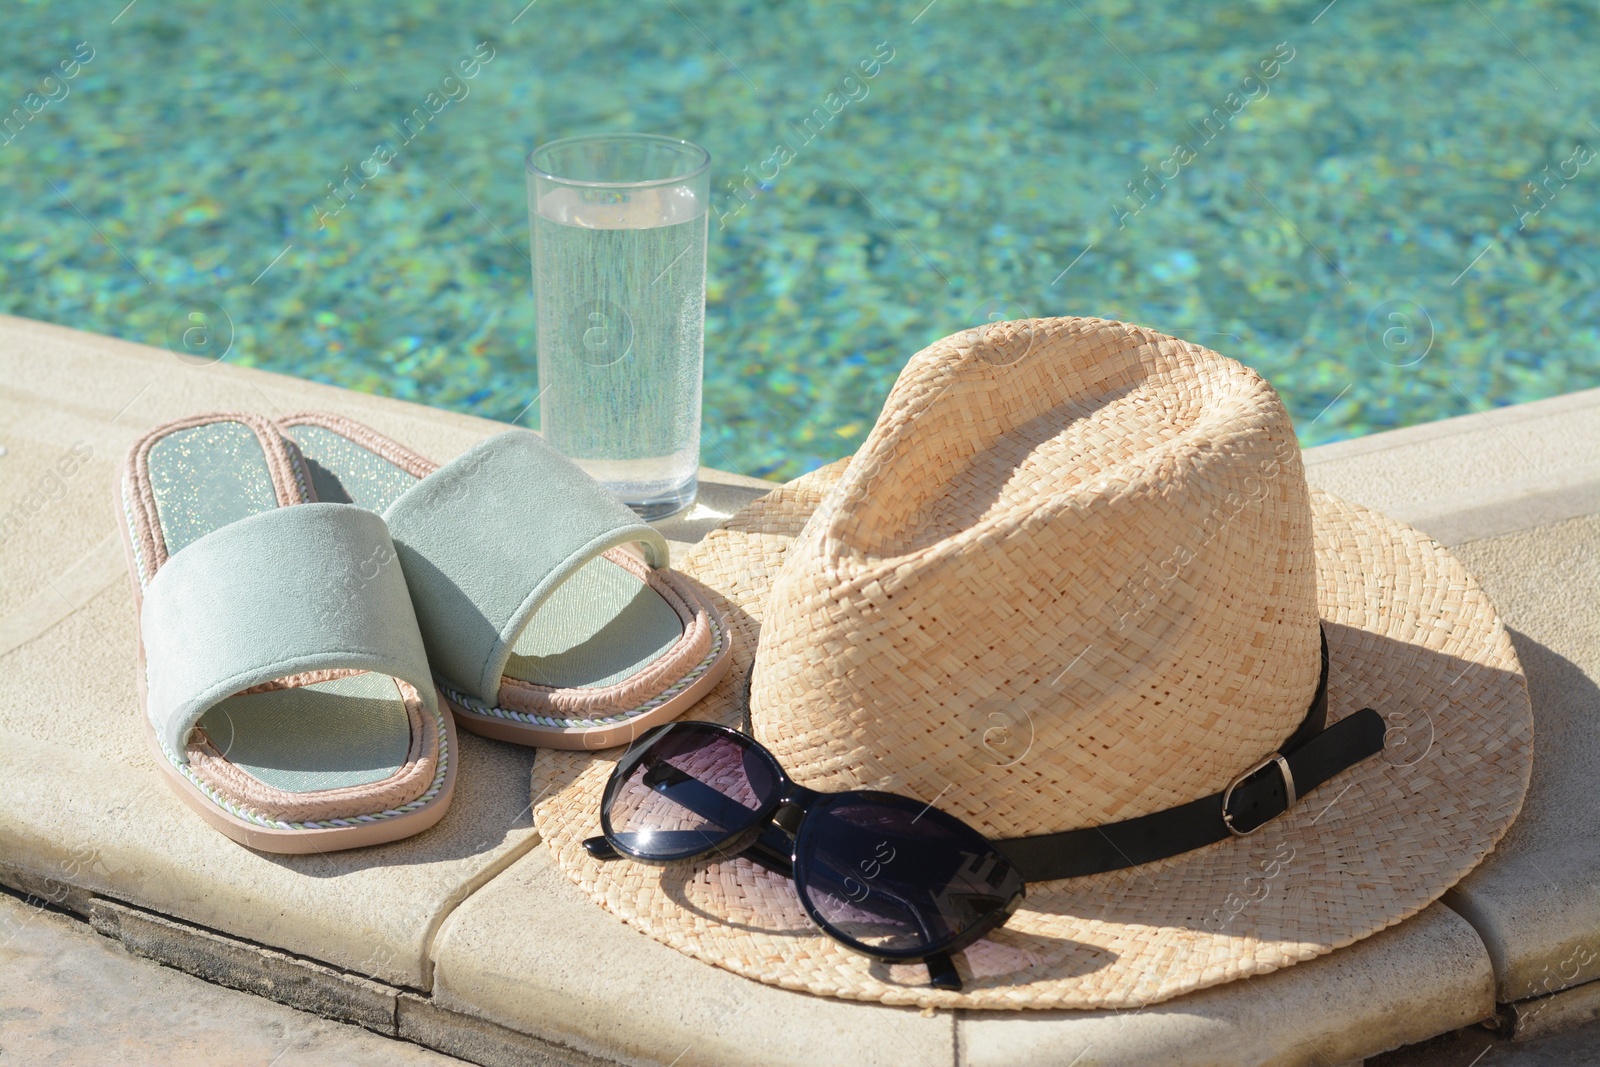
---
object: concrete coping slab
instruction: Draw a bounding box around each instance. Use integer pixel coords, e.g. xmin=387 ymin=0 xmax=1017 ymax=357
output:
xmin=1301 ymin=386 xmax=1600 ymax=1010
xmin=1301 ymin=385 xmax=1600 ymax=545
xmin=0 ymin=315 xmax=775 ymax=991
xmin=0 ymin=317 xmax=763 ymax=994
xmin=430 ymin=847 xmax=1493 ymax=1067
xmin=3 ymin=312 xmax=1597 ymax=1064
xmin=0 ymin=315 xmax=570 ymax=988
xmin=1435 ymin=517 xmax=1600 ymax=1005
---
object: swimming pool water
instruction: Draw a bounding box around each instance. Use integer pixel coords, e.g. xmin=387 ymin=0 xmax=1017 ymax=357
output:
xmin=3 ymin=0 xmax=1596 ymax=480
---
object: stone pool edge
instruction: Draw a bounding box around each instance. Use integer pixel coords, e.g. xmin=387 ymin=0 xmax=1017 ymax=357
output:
xmin=5 ymin=313 xmax=1600 ymax=1065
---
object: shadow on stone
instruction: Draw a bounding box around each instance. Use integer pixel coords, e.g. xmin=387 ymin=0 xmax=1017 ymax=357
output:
xmin=260 ymin=732 xmax=537 ymax=878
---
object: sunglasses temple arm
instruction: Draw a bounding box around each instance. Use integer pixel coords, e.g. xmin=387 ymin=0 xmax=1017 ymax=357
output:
xmin=925 ymin=951 xmax=962 ymax=991
xmin=643 ymin=761 xmax=774 ymax=833
xmin=583 ymin=835 xmax=620 ymax=860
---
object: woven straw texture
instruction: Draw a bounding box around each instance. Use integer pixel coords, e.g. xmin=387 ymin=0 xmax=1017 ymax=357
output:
xmin=754 ymin=316 xmax=1320 ymax=833
xmin=533 ymin=317 xmax=1532 ymax=1010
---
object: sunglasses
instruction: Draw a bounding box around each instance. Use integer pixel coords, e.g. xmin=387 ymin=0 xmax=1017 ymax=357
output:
xmin=583 ymin=720 xmax=1025 ymax=990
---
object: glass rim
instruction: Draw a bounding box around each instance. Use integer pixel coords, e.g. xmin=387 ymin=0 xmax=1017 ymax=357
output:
xmin=525 ymin=132 xmax=710 ymax=190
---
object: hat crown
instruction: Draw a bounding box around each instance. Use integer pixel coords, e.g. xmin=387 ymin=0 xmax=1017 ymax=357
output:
xmin=750 ymin=317 xmax=1321 ymax=838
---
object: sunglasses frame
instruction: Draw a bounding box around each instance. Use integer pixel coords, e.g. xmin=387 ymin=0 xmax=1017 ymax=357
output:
xmin=598 ymin=719 xmax=797 ymax=866
xmin=590 ymin=720 xmax=1025 ymax=980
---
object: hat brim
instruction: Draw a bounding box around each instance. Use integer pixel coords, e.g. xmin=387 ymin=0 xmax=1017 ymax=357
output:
xmin=532 ymin=460 xmax=1532 ymax=1010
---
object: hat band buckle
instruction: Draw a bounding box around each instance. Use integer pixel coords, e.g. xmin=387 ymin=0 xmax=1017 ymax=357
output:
xmin=1222 ymin=754 xmax=1298 ymax=838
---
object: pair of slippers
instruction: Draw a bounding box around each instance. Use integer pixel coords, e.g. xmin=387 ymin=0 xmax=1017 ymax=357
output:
xmin=117 ymin=412 xmax=731 ymax=853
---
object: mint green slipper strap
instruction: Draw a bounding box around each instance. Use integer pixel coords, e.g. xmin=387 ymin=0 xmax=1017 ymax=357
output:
xmin=381 ymin=430 xmax=670 ymax=708
xmin=140 ymin=503 xmax=438 ymax=760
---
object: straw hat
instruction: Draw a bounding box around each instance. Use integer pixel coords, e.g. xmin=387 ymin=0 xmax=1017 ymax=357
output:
xmin=533 ymin=316 xmax=1532 ymax=1010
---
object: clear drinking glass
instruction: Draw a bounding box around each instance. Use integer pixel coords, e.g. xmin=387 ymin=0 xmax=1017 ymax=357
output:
xmin=526 ymin=133 xmax=710 ymax=519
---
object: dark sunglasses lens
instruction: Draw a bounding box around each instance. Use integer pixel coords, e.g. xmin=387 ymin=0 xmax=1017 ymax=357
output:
xmin=606 ymin=726 xmax=781 ymax=862
xmin=794 ymin=792 xmax=1023 ymax=957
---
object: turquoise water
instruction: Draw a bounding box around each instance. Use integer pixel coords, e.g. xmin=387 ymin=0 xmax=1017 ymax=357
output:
xmin=2 ymin=1 xmax=1596 ymax=480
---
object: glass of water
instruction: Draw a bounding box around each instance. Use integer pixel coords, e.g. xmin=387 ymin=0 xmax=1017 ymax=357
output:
xmin=526 ymin=133 xmax=710 ymax=519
